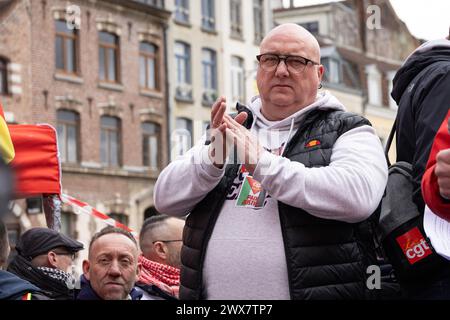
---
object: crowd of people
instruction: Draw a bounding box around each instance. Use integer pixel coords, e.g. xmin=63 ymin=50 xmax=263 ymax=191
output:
xmin=0 ymin=23 xmax=449 ymax=300
xmin=0 ymin=215 xmax=184 ymax=300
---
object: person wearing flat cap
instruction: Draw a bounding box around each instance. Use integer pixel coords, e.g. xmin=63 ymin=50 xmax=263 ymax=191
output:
xmin=7 ymin=227 xmax=84 ymax=300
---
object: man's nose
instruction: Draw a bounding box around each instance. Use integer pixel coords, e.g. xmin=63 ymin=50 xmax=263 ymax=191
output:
xmin=107 ymin=260 xmax=122 ymax=276
xmin=275 ymin=59 xmax=289 ymax=77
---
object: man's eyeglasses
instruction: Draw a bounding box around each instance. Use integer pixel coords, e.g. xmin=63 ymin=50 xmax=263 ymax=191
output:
xmin=52 ymin=251 xmax=76 ymax=260
xmin=256 ymin=53 xmax=319 ymax=74
xmin=152 ymin=240 xmax=182 ymax=244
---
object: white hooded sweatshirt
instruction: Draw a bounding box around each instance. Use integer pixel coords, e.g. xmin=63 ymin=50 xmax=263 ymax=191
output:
xmin=154 ymin=91 xmax=387 ymax=299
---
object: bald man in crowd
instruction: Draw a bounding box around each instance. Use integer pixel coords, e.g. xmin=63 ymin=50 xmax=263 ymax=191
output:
xmin=155 ymin=23 xmax=387 ymax=300
xmin=78 ymin=227 xmax=142 ymax=300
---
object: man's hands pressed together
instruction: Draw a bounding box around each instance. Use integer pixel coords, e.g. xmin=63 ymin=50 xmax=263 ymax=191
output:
xmin=222 ymin=114 xmax=264 ymax=174
xmin=208 ymin=96 xmax=264 ymax=173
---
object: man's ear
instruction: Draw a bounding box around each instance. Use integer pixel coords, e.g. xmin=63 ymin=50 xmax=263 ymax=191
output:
xmin=47 ymin=251 xmax=58 ymax=268
xmin=153 ymin=242 xmax=167 ymax=261
xmin=136 ymin=261 xmax=142 ymax=278
xmin=317 ymin=64 xmax=325 ymax=82
xmin=82 ymin=260 xmax=90 ymax=281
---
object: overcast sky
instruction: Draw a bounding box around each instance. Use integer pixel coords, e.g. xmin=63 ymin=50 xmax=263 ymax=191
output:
xmin=282 ymin=0 xmax=449 ymax=41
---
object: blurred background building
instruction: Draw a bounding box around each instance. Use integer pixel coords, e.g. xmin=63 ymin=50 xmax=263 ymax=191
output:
xmin=0 ymin=0 xmax=171 ymax=264
xmin=0 ymin=0 xmax=423 ymax=265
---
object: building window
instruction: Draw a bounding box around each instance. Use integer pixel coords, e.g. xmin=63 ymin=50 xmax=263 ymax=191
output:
xmin=135 ymin=0 xmax=164 ymax=8
xmin=142 ymin=122 xmax=161 ymax=170
xmin=202 ymin=48 xmax=217 ymax=104
xmin=139 ymin=42 xmax=158 ymax=90
xmin=175 ymin=117 xmax=192 ymax=156
xmin=322 ymin=58 xmax=341 ymax=84
xmin=230 ymin=0 xmax=242 ymax=38
xmin=201 ymin=0 xmax=215 ymax=31
xmin=61 ymin=211 xmax=76 ymax=238
xmin=300 ymin=21 xmax=319 ymax=34
xmin=109 ymin=213 xmax=128 ymax=226
xmin=366 ymin=64 xmax=382 ymax=107
xmin=26 ymin=197 xmax=43 ymax=214
xmin=231 ymin=56 xmax=245 ymax=102
xmin=100 ymin=116 xmax=121 ymax=167
xmin=55 ymin=20 xmax=78 ymax=74
xmin=57 ymin=110 xmax=80 ymax=163
xmin=0 ymin=58 xmax=7 ymax=95
xmin=175 ymin=0 xmax=190 ymax=24
xmin=175 ymin=41 xmax=191 ymax=85
xmin=253 ymin=0 xmax=264 ymax=43
xmin=99 ymin=31 xmax=120 ymax=83
xmin=175 ymin=41 xmax=192 ymax=100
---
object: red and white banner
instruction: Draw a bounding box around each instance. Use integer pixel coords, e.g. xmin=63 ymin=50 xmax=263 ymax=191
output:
xmin=60 ymin=194 xmax=137 ymax=238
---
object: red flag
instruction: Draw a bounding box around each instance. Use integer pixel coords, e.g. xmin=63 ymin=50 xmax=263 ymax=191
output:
xmin=9 ymin=124 xmax=61 ymax=197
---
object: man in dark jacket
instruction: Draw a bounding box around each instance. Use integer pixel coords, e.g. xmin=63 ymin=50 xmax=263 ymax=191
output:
xmin=391 ymin=36 xmax=450 ymax=299
xmin=154 ymin=23 xmax=387 ymax=300
xmin=77 ymin=274 xmax=142 ymax=300
xmin=7 ymin=227 xmax=84 ymax=300
xmin=0 ymin=270 xmax=50 ymax=300
xmin=1 ymin=220 xmax=48 ymax=300
xmin=77 ymin=226 xmax=142 ymax=300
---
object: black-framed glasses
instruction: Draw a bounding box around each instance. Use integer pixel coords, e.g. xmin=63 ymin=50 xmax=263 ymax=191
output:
xmin=256 ymin=53 xmax=319 ymax=73
xmin=152 ymin=240 xmax=182 ymax=244
xmin=52 ymin=251 xmax=76 ymax=260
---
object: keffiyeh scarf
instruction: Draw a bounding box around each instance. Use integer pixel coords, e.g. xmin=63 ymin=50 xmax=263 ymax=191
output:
xmin=138 ymin=255 xmax=180 ymax=298
xmin=7 ymin=254 xmax=76 ymax=299
xmin=37 ymin=266 xmax=74 ymax=287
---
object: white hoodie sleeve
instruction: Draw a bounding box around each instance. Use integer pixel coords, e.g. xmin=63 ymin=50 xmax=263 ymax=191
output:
xmin=153 ymin=139 xmax=226 ymax=217
xmin=252 ymin=125 xmax=388 ymax=223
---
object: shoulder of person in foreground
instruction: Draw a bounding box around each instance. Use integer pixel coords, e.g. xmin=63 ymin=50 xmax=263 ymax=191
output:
xmin=422 ymin=110 xmax=450 ymax=220
xmin=0 ymin=270 xmax=51 ymax=300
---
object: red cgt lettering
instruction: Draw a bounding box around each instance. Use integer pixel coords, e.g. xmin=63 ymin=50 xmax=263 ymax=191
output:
xmin=396 ymin=227 xmax=433 ymax=265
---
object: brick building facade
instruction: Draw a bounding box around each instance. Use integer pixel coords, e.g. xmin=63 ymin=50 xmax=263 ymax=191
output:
xmin=0 ymin=0 xmax=170 ymax=256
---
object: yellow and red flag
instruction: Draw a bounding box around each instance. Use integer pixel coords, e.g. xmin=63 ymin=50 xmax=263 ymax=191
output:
xmin=0 ymin=103 xmax=15 ymax=164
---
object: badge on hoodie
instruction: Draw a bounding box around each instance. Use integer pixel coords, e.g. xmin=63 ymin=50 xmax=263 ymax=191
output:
xmin=236 ymin=174 xmax=266 ymax=209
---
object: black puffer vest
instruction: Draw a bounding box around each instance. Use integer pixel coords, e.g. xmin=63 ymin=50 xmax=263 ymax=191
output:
xmin=180 ymin=105 xmax=379 ymax=300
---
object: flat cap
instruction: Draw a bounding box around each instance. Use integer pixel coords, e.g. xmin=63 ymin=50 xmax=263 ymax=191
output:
xmin=16 ymin=227 xmax=84 ymax=259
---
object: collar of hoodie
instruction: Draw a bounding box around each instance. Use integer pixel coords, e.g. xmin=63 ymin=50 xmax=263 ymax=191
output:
xmin=242 ymin=91 xmax=346 ymax=156
xmin=246 ymin=91 xmax=345 ymax=132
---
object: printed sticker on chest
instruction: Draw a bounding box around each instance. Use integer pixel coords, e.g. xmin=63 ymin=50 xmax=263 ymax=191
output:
xmin=236 ymin=171 xmax=267 ymax=209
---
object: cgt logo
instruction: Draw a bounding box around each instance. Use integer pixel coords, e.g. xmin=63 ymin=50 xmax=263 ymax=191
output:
xmin=396 ymin=227 xmax=433 ymax=265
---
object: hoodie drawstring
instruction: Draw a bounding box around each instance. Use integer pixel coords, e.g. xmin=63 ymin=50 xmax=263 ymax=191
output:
xmin=281 ymin=118 xmax=295 ymax=156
